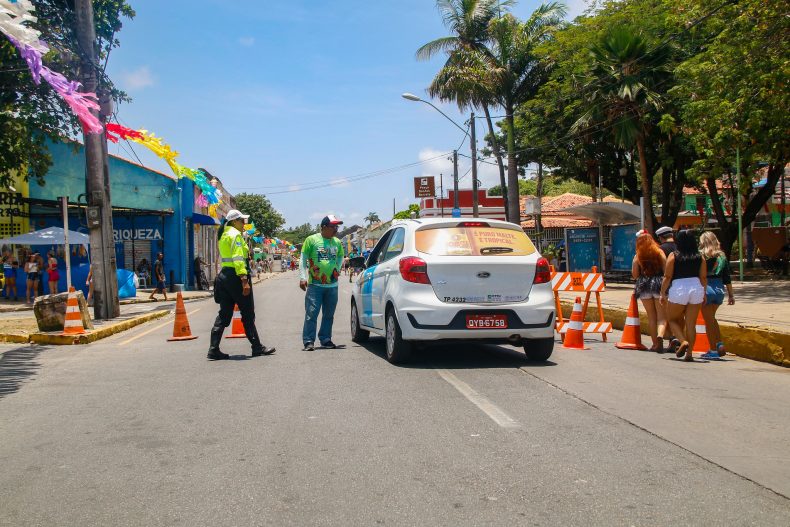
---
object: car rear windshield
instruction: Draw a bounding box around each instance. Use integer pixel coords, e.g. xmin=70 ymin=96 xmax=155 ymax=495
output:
xmin=415 ymin=225 xmax=536 ymax=256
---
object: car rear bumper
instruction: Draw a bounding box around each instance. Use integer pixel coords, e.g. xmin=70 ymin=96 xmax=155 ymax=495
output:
xmin=395 ymin=284 xmax=556 ymax=341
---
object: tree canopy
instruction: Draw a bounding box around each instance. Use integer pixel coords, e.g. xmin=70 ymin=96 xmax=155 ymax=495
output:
xmin=233 ymin=193 xmax=286 ymax=237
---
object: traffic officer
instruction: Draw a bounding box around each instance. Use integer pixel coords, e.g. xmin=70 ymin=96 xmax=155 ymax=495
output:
xmin=208 ymin=209 xmax=275 ymax=360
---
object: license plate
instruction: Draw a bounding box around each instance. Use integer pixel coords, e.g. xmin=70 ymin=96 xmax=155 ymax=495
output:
xmin=465 ymin=314 xmax=508 ymax=329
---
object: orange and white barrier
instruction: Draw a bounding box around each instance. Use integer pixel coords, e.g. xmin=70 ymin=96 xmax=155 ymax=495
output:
xmin=550 ymin=265 xmax=611 ymax=342
xmin=225 ymin=304 xmax=246 ymax=339
xmin=550 ymin=271 xmax=606 ymax=292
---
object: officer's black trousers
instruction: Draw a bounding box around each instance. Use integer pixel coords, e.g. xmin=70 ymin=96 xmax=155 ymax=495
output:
xmin=209 ymin=267 xmax=262 ymax=351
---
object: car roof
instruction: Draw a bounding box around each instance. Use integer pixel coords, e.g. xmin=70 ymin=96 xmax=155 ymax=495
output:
xmin=391 ymin=218 xmax=522 ymax=230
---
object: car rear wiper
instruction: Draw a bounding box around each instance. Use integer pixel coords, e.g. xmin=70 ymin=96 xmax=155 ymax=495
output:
xmin=480 ymin=246 xmax=514 ymax=254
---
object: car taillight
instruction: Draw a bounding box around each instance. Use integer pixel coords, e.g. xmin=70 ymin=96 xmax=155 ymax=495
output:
xmin=533 ymin=257 xmax=551 ymax=284
xmin=458 ymin=221 xmax=489 ymax=227
xmin=399 ymin=256 xmax=430 ymax=284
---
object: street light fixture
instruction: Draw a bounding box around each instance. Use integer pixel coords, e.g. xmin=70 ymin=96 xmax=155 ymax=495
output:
xmin=619 ymin=165 xmax=628 ymax=203
xmin=401 ymin=93 xmax=478 ymax=217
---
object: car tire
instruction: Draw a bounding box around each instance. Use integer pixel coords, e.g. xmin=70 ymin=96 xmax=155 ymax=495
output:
xmin=385 ymin=308 xmax=412 ymax=364
xmin=350 ymin=301 xmax=369 ymax=343
xmin=523 ymin=337 xmax=554 ymax=362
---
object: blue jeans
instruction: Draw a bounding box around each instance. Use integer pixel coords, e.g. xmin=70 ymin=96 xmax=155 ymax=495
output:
xmin=303 ymin=285 xmax=339 ymax=345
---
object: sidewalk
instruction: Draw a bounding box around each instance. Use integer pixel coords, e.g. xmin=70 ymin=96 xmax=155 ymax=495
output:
xmin=558 ymin=280 xmax=790 ymax=367
xmin=0 ymin=272 xmax=278 ymax=345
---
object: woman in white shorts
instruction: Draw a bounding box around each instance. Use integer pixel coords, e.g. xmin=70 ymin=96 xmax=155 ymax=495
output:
xmin=660 ymin=230 xmax=706 ymax=361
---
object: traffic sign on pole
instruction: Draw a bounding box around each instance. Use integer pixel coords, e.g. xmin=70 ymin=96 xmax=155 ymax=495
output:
xmin=452 ymin=208 xmax=461 ymax=218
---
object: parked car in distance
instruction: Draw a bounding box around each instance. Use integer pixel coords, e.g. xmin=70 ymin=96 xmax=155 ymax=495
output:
xmin=350 ymin=218 xmax=555 ymax=364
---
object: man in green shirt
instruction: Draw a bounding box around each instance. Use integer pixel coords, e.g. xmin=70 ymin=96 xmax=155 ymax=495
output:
xmin=299 ymin=215 xmax=344 ymax=350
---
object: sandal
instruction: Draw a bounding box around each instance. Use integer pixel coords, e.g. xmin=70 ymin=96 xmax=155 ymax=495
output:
xmin=668 ymin=338 xmax=681 ymax=356
xmin=676 ymin=341 xmax=689 ymax=359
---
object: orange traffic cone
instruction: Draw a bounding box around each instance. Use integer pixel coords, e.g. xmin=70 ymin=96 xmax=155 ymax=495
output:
xmin=225 ymin=304 xmax=246 ymax=338
xmin=692 ymin=311 xmax=711 ymax=353
xmin=562 ymin=297 xmax=588 ymax=350
xmin=616 ymin=294 xmax=647 ymax=350
xmin=168 ymin=292 xmax=198 ymax=341
xmin=61 ymin=286 xmax=86 ymax=336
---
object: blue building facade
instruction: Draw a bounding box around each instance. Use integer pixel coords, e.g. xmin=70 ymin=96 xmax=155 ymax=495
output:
xmin=2 ymin=139 xmax=210 ymax=299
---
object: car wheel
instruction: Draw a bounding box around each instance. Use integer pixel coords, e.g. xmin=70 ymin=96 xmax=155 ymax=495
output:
xmin=350 ymin=301 xmax=369 ymax=343
xmin=385 ymin=309 xmax=412 ymax=364
xmin=523 ymin=337 xmax=554 ymax=362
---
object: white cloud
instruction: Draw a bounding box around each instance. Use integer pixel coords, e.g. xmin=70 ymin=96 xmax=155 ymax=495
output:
xmin=289 ymin=184 xmax=302 ymax=192
xmin=308 ymin=210 xmax=364 ymax=224
xmin=120 ymin=66 xmax=155 ymax=90
xmin=330 ymin=177 xmax=351 ymax=188
xmin=238 ymin=36 xmax=255 ymax=47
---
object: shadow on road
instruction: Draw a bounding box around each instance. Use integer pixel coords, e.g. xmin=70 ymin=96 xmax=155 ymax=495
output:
xmin=0 ymin=345 xmax=45 ymax=399
xmin=355 ymin=337 xmax=557 ymax=370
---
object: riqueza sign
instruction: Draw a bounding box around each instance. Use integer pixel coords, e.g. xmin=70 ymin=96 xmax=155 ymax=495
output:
xmin=113 ymin=228 xmax=163 ymax=242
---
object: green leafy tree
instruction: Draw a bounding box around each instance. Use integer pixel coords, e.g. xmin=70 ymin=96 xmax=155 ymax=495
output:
xmin=670 ymin=0 xmax=790 ymax=255
xmin=0 ymin=0 xmax=135 ymax=187
xmin=277 ymin=223 xmax=316 ymax=245
xmin=393 ymin=204 xmax=421 ymax=219
xmin=234 ymin=193 xmax=285 ymax=237
xmin=364 ymin=212 xmax=380 ymax=225
xmin=574 ymin=26 xmax=671 ymax=234
xmin=486 ymin=5 xmax=566 ymax=224
xmin=417 ymin=0 xmax=513 ymax=219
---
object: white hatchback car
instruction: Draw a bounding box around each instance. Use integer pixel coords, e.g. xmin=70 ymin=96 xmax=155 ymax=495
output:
xmin=350 ymin=218 xmax=556 ymax=363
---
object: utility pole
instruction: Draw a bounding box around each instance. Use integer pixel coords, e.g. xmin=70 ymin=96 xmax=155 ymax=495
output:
xmin=75 ymin=0 xmax=119 ymax=319
xmin=536 ymin=162 xmax=544 ymax=244
xmin=439 ymin=173 xmax=444 ymax=218
xmin=452 ymin=150 xmax=460 ymax=217
xmin=470 ymin=112 xmax=479 ymax=218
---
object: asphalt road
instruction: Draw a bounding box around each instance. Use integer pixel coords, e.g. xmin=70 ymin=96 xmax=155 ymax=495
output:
xmin=0 ymin=272 xmax=788 ymax=526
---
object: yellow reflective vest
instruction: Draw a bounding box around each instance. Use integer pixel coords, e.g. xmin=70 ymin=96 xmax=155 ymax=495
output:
xmin=218 ymin=225 xmax=248 ymax=276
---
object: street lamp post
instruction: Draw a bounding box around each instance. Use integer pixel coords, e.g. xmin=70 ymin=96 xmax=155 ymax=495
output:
xmin=619 ymin=165 xmax=627 ymax=203
xmin=402 ymin=93 xmax=475 ymax=217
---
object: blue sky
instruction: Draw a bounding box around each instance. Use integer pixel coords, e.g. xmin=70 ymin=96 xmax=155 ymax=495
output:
xmin=107 ymin=0 xmax=587 ymax=229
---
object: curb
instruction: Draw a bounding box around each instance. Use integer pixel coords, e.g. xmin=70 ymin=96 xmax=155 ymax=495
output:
xmin=558 ymin=301 xmax=790 ymax=368
xmin=0 ymin=310 xmax=171 ymax=346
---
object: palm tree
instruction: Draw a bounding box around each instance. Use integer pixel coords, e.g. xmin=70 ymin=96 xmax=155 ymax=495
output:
xmin=417 ymin=0 xmax=513 ymax=220
xmin=574 ymin=27 xmax=671 ymax=233
xmin=364 ymin=212 xmax=380 ymax=226
xmin=486 ymin=4 xmax=566 ymax=224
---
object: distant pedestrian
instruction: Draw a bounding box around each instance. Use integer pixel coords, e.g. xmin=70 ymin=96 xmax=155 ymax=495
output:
xmin=24 ymin=253 xmax=40 ymax=303
xmin=136 ymin=258 xmax=151 ymax=286
xmin=299 ymin=215 xmax=345 ymax=350
xmin=632 ymin=230 xmax=667 ymax=352
xmin=47 ymin=251 xmax=59 ymax=295
xmin=3 ymin=252 xmax=18 ymax=301
xmin=699 ymin=232 xmax=734 ymax=359
xmin=655 ymin=226 xmax=676 ymax=257
xmin=208 ymin=209 xmax=275 ymax=360
xmin=35 ymin=252 xmax=45 ymax=297
xmin=148 ymin=252 xmax=168 ymax=301
xmin=660 ymin=230 xmax=706 ymax=362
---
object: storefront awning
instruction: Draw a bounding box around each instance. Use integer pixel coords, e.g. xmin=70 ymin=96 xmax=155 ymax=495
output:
xmin=560 ymin=202 xmax=641 ymax=225
xmin=192 ymin=212 xmax=219 ymax=226
xmin=1 ymin=226 xmax=90 ymax=245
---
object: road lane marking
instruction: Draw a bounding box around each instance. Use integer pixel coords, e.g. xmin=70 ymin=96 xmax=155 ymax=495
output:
xmin=119 ymin=308 xmax=202 ymax=345
xmin=437 ymin=369 xmax=521 ymax=429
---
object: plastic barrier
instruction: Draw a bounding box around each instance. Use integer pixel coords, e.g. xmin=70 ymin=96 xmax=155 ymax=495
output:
xmin=551 ymin=265 xmax=612 ymax=342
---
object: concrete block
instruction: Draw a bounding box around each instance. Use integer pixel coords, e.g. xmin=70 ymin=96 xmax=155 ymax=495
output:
xmin=33 ymin=291 xmax=94 ymax=332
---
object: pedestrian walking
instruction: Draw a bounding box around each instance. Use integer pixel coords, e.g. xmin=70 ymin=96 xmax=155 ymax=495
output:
xmin=632 ymin=230 xmax=667 ymax=352
xmin=699 ymin=231 xmax=735 ymax=359
xmin=47 ymin=251 xmax=59 ymax=295
xmin=660 ymin=230 xmax=706 ymax=362
xmin=656 ymin=226 xmax=677 ymax=257
xmin=3 ymin=252 xmax=18 ymax=301
xmin=207 ymin=209 xmax=275 ymax=360
xmin=148 ymin=252 xmax=168 ymax=301
xmin=299 ymin=215 xmax=345 ymax=350
xmin=24 ymin=253 xmax=40 ymax=303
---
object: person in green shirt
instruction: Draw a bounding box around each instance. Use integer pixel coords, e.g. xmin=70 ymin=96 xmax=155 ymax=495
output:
xmin=299 ymin=215 xmax=344 ymax=350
